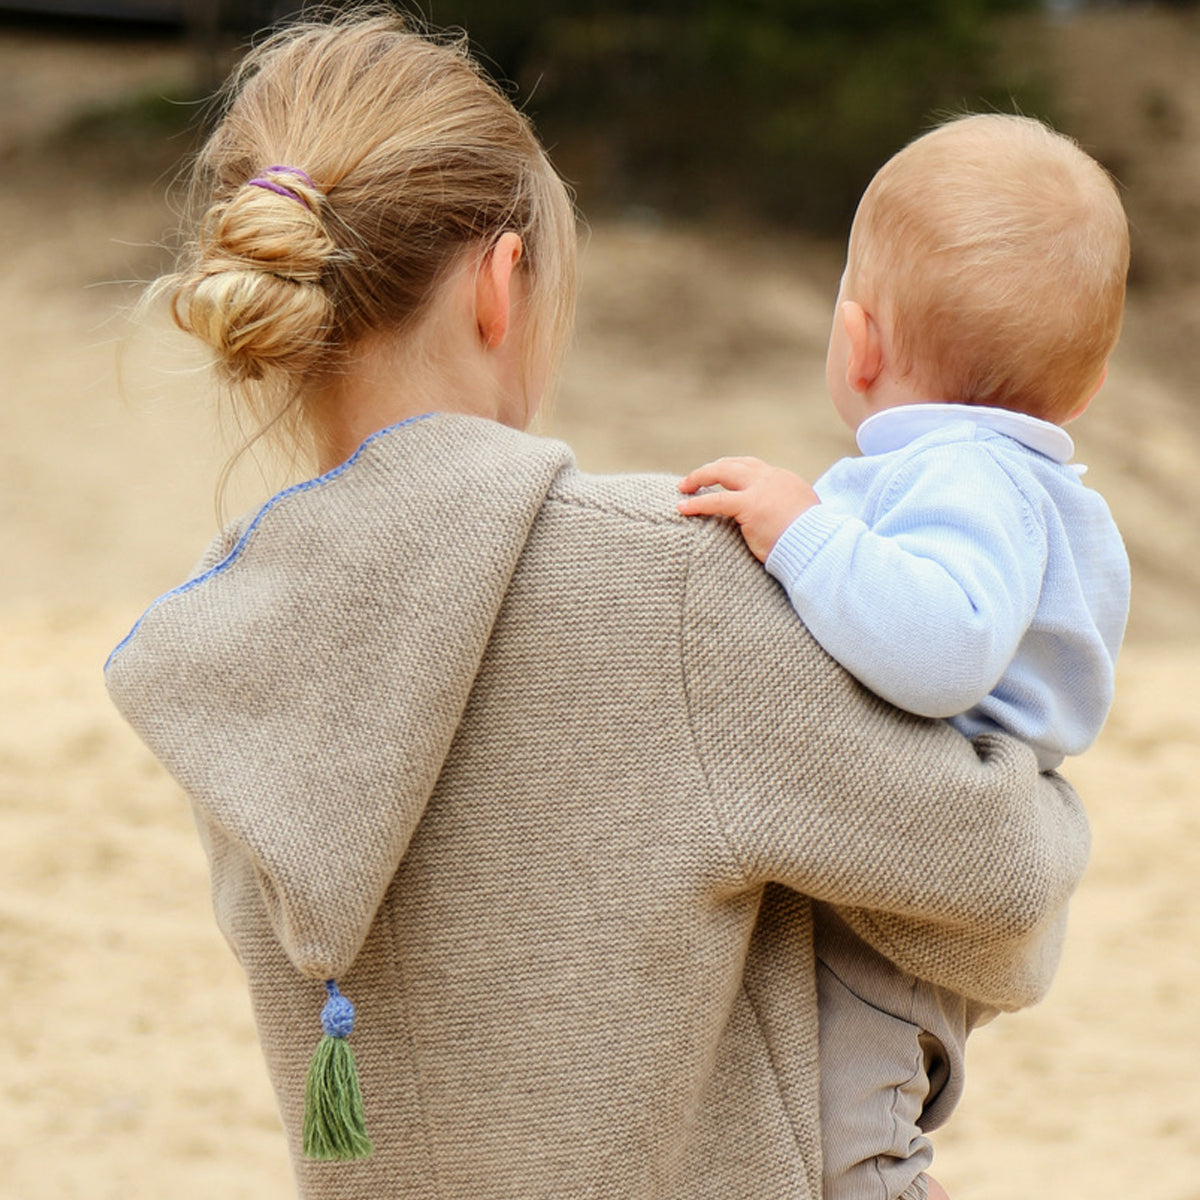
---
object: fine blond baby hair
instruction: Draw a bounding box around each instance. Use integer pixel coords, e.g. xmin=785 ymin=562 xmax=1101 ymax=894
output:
xmin=161 ymin=10 xmax=577 ymax=459
xmin=844 ymin=113 xmax=1129 ymax=423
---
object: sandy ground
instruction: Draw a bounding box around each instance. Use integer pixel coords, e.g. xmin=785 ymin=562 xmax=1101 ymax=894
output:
xmin=2 ymin=11 xmax=1200 ymax=1200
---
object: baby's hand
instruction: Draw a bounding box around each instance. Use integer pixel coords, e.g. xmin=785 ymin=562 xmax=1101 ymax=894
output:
xmin=678 ymin=456 xmax=819 ymax=563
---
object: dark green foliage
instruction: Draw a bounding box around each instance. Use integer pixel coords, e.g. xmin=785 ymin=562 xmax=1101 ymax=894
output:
xmin=62 ymin=85 xmax=198 ymax=144
xmin=421 ymin=0 xmax=1046 ymax=232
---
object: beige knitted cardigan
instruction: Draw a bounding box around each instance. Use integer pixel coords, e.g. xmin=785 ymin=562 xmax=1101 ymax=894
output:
xmin=106 ymin=413 xmax=1089 ymax=1200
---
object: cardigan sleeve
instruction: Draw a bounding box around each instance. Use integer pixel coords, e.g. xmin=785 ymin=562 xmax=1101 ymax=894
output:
xmin=764 ymin=442 xmax=1047 ymax=718
xmin=682 ymin=520 xmax=1090 ymax=1011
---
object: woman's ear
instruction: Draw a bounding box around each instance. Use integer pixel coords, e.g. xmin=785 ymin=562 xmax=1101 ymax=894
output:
xmin=475 ymin=232 xmax=524 ymax=349
xmin=841 ymin=300 xmax=884 ymax=395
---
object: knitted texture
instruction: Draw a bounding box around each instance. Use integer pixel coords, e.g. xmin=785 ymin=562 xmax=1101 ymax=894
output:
xmin=105 ymin=413 xmax=1090 ymax=1199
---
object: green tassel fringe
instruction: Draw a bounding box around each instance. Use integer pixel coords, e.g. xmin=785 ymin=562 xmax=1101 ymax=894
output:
xmin=302 ymin=1034 xmax=375 ymax=1161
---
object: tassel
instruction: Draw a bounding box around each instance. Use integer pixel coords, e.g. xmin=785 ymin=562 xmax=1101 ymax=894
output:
xmin=302 ymin=980 xmax=374 ymax=1161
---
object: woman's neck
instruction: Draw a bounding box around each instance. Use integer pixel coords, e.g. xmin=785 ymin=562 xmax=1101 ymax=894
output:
xmin=306 ymin=253 xmax=539 ymax=473
xmin=308 ymin=326 xmax=506 ymax=474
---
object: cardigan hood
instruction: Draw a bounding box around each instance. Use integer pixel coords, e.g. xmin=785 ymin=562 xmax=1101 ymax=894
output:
xmin=105 ymin=414 xmax=574 ymax=980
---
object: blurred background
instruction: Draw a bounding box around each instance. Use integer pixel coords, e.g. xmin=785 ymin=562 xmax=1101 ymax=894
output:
xmin=2 ymin=2 xmax=1199 ymax=1198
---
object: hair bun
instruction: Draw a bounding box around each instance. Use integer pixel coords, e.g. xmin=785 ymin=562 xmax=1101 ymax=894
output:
xmin=171 ymin=170 xmax=338 ymax=382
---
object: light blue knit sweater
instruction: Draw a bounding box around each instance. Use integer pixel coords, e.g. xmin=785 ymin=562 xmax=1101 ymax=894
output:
xmin=766 ymin=404 xmax=1129 ymax=770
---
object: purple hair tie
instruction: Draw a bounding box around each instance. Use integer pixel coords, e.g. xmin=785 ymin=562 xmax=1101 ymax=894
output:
xmin=246 ymin=165 xmax=316 ymax=209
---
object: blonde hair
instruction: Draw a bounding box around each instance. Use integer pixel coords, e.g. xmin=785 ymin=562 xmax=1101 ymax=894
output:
xmin=845 ymin=113 xmax=1129 ymax=423
xmin=161 ymin=10 xmax=577 ymax=460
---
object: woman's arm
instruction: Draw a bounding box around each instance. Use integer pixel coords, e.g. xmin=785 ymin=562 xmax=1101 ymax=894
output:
xmin=681 ymin=520 xmax=1089 ymax=1011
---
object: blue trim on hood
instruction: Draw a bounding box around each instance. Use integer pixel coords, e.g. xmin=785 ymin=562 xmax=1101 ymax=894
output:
xmin=104 ymin=414 xmax=434 ymax=673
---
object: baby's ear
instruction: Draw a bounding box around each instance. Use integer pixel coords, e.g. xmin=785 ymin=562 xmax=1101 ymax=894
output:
xmin=842 ymin=301 xmax=883 ymax=394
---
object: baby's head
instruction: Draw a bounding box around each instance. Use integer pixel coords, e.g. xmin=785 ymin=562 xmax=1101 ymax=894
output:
xmin=841 ymin=113 xmax=1129 ymax=424
xmin=164 ymin=13 xmax=577 ymax=456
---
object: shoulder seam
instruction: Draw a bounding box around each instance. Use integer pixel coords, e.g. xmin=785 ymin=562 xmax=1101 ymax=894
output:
xmin=542 ymin=490 xmax=683 ymax=528
xmin=677 ymin=523 xmax=753 ymax=890
xmin=878 ymin=437 xmax=1046 ymax=548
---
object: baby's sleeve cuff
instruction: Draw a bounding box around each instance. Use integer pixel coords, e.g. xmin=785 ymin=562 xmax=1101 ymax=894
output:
xmin=765 ymin=505 xmax=846 ymax=591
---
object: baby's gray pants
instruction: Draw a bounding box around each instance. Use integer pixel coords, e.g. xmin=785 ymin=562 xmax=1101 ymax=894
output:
xmin=815 ymin=906 xmax=995 ymax=1200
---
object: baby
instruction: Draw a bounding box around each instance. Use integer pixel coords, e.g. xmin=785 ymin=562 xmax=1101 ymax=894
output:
xmin=679 ymin=113 xmax=1130 ymax=1200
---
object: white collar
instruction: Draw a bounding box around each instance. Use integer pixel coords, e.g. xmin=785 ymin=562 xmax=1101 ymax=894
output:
xmin=855 ymin=403 xmax=1074 ymax=464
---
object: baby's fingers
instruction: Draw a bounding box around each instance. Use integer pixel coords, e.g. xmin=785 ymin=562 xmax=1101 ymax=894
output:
xmin=677 ymin=461 xmax=724 ymax=495
xmin=677 ymin=490 xmax=747 ymax=518
xmin=678 ymin=456 xmax=765 ymax=494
